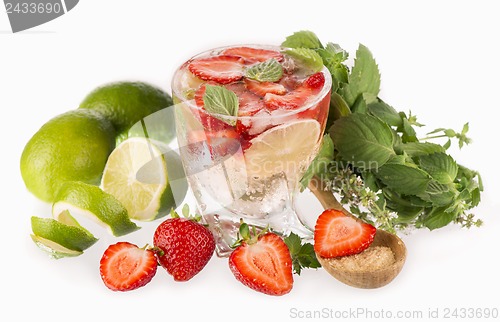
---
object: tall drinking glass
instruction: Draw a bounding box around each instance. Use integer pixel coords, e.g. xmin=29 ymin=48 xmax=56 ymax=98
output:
xmin=172 ymin=45 xmax=331 ymax=256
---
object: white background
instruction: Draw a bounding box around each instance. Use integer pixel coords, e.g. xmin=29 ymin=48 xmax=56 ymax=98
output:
xmin=1 ymin=1 xmax=499 ymax=321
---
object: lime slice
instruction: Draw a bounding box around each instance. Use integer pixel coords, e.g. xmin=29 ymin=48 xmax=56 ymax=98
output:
xmin=30 ymin=213 xmax=99 ymax=259
xmin=53 ymin=181 xmax=140 ymax=236
xmin=244 ymin=119 xmax=322 ymax=182
xmin=101 ymin=138 xmax=176 ymax=221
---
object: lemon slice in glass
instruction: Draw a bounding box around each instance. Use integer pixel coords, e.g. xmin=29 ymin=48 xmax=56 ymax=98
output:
xmin=243 ymin=119 xmax=322 ymax=182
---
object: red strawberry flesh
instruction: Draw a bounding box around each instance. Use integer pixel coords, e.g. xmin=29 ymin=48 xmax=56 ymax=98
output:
xmin=222 ymin=47 xmax=284 ymax=63
xmin=264 ymin=72 xmax=325 ymax=110
xmin=99 ymin=242 xmax=157 ymax=292
xmin=229 ymin=233 xmax=293 ymax=296
xmin=244 ymin=78 xmax=287 ymax=97
xmin=314 ymin=209 xmax=376 ymax=258
xmin=188 ymin=55 xmax=245 ymax=84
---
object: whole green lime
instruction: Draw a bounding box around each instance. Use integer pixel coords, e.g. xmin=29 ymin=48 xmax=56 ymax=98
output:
xmin=20 ymin=109 xmax=115 ymax=202
xmin=79 ymin=81 xmax=173 ymax=134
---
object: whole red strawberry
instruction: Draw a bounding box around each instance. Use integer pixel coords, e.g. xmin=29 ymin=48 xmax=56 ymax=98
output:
xmin=153 ymin=207 xmax=215 ymax=281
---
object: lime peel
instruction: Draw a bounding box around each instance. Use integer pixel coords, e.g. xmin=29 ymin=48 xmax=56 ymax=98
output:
xmin=31 ymin=235 xmax=83 ymax=259
xmin=53 ymin=181 xmax=140 ymax=237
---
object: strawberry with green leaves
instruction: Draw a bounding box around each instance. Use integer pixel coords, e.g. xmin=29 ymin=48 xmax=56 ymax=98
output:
xmin=229 ymin=223 xmax=293 ymax=296
xmin=228 ymin=223 xmax=320 ymax=296
xmin=153 ymin=205 xmax=215 ymax=281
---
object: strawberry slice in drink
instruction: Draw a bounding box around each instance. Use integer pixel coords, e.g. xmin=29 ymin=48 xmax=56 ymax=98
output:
xmin=222 ymin=47 xmax=284 ymax=63
xmin=264 ymin=72 xmax=325 ymax=110
xmin=244 ymin=78 xmax=287 ymax=97
xmin=188 ymin=55 xmax=245 ymax=84
xmin=192 ymin=84 xmax=242 ymax=156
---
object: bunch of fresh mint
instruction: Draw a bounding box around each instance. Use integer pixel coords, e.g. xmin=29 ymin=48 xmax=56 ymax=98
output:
xmin=284 ymin=31 xmax=483 ymax=232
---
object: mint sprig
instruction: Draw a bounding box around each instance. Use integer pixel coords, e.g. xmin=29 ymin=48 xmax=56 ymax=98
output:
xmin=283 ymin=232 xmax=320 ymax=275
xmin=202 ymin=85 xmax=239 ymax=126
xmin=288 ymin=30 xmax=483 ymax=232
xmin=245 ymin=59 xmax=283 ymax=82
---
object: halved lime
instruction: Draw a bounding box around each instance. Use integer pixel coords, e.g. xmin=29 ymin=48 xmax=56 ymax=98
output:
xmin=30 ymin=213 xmax=99 ymax=259
xmin=244 ymin=119 xmax=322 ymax=182
xmin=101 ymin=138 xmax=177 ymax=221
xmin=53 ymin=181 xmax=140 ymax=236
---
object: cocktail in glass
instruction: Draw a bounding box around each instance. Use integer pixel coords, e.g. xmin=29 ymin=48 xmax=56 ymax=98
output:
xmin=172 ymin=45 xmax=331 ymax=256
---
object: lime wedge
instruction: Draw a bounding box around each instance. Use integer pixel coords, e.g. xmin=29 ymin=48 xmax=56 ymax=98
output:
xmin=53 ymin=181 xmax=140 ymax=236
xmin=31 ymin=235 xmax=83 ymax=259
xmin=244 ymin=119 xmax=322 ymax=182
xmin=101 ymin=137 xmax=176 ymax=221
xmin=30 ymin=214 xmax=98 ymax=259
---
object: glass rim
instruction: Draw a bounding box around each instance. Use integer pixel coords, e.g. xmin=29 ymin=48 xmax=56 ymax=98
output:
xmin=171 ymin=44 xmax=332 ymax=121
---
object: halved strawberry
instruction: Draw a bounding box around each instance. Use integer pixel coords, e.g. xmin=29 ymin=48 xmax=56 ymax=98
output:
xmin=100 ymin=242 xmax=158 ymax=292
xmin=264 ymin=72 xmax=325 ymax=110
xmin=222 ymin=47 xmax=284 ymax=63
xmin=188 ymin=55 xmax=245 ymax=84
xmin=229 ymin=231 xmax=293 ymax=296
xmin=244 ymin=78 xmax=287 ymax=97
xmin=313 ymin=209 xmax=376 ymax=258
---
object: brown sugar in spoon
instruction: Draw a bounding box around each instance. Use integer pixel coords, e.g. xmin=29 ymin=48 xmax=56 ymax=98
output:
xmin=308 ymin=177 xmax=407 ymax=289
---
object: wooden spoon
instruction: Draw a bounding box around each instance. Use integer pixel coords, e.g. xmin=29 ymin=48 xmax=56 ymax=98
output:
xmin=308 ymin=177 xmax=407 ymax=289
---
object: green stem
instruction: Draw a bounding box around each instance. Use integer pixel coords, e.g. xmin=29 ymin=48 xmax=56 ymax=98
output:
xmin=419 ymin=134 xmax=448 ymax=141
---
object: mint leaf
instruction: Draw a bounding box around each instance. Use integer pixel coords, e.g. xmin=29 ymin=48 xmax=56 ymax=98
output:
xmin=330 ymin=113 xmax=395 ymax=170
xmin=285 ymin=48 xmax=324 ymax=72
xmin=282 ymin=30 xmax=323 ymax=49
xmin=419 ymin=153 xmax=458 ymax=184
xmin=202 ymin=85 xmax=239 ymax=126
xmin=300 ymin=135 xmax=334 ymax=190
xmin=376 ymin=164 xmax=431 ymax=195
xmin=351 ymin=92 xmax=377 ymax=114
xmin=367 ymin=100 xmax=403 ymax=127
xmin=316 ymin=42 xmax=349 ymax=89
xmin=245 ymin=58 xmax=283 ymax=82
xmin=395 ymin=142 xmax=445 ymax=157
xmin=284 ymin=232 xmax=320 ymax=275
xmin=339 ymin=44 xmax=381 ymax=107
xmin=418 ymin=180 xmax=457 ymax=207
xmin=329 ymin=92 xmax=351 ymax=123
xmin=422 ymin=206 xmax=457 ymax=230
